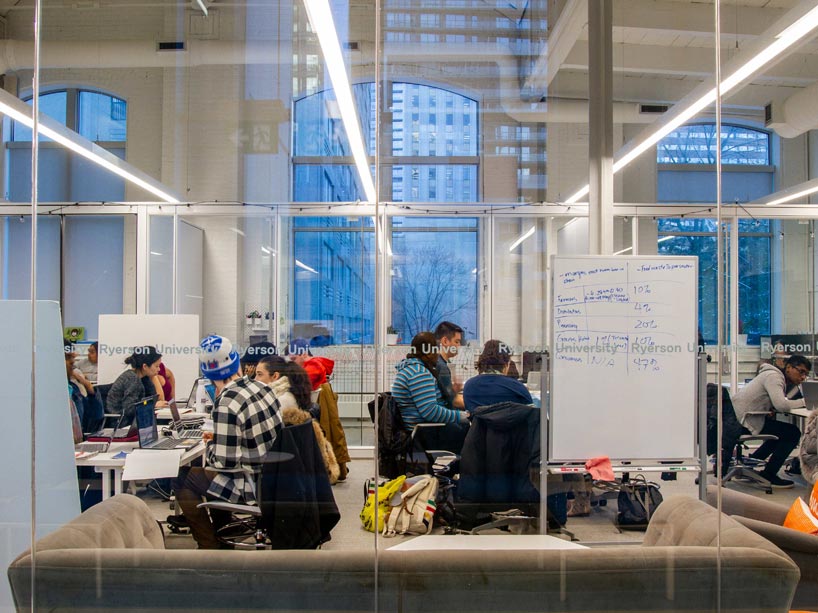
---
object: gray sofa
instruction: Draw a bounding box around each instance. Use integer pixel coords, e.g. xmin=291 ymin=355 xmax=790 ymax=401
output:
xmin=8 ymin=493 xmax=799 ymax=612
xmin=706 ymin=484 xmax=818 ymax=609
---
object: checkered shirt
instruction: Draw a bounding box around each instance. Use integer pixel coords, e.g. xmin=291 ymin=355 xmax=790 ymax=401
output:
xmin=206 ymin=377 xmax=283 ymax=504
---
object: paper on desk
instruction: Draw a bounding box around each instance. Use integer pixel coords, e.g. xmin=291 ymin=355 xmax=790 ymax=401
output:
xmin=122 ymin=449 xmax=184 ymax=481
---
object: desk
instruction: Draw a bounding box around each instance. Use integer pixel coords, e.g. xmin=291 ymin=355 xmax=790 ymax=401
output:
xmin=387 ymin=534 xmax=586 ymax=551
xmin=76 ymin=441 xmax=205 ymax=500
xmin=790 ymin=407 xmax=812 ymax=419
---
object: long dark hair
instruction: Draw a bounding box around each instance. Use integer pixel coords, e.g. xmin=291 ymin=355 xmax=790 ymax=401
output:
xmin=476 ymin=339 xmax=511 ymax=374
xmin=259 ymin=356 xmax=313 ymax=411
xmin=408 ymin=331 xmax=439 ymax=375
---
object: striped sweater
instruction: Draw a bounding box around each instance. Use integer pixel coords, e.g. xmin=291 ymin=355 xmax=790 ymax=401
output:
xmin=392 ymin=358 xmax=462 ymax=429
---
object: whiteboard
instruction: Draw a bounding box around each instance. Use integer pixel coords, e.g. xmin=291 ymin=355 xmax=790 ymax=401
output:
xmin=97 ymin=314 xmax=200 ymax=400
xmin=549 ymin=256 xmax=698 ymax=462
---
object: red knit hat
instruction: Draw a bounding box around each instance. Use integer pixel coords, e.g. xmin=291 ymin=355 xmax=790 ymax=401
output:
xmin=303 ymin=356 xmax=334 ymax=390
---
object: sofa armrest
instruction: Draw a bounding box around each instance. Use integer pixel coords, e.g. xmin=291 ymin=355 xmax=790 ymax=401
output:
xmin=732 ymin=515 xmax=818 ymax=556
xmin=706 ymin=485 xmax=788 ymax=525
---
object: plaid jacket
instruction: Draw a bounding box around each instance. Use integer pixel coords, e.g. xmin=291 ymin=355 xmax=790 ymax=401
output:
xmin=206 ymin=377 xmax=282 ymax=504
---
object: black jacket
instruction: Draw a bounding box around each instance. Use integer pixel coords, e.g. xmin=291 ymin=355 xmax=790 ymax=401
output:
xmin=457 ymin=402 xmax=541 ymax=505
xmin=259 ymin=421 xmax=341 ymax=549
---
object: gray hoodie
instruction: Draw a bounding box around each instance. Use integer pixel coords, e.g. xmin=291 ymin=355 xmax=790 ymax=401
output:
xmin=732 ymin=363 xmax=805 ymax=434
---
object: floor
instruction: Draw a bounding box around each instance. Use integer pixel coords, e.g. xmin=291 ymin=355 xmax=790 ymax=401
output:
xmin=140 ymin=454 xmax=811 ymax=551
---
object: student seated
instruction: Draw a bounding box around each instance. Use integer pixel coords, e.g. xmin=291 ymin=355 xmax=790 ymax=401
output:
xmin=174 ymin=335 xmax=283 ymax=549
xmin=255 ymin=356 xmax=340 ymax=484
xmin=732 ymin=353 xmax=811 ymax=488
xmin=392 ymin=331 xmax=469 ymax=453
xmin=105 ymin=346 xmax=163 ymax=425
xmin=463 ymin=340 xmax=533 ymax=414
xmin=75 ymin=341 xmax=98 ymax=381
xmin=154 ymin=361 xmax=176 ymax=403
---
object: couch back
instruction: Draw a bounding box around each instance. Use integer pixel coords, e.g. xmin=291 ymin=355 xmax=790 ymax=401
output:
xmin=15 ymin=494 xmax=164 ymax=558
xmin=8 ymin=494 xmax=799 ymax=613
xmin=645 ymin=494 xmax=792 ymax=560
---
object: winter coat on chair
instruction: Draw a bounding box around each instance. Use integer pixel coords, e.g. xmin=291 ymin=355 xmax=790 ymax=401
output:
xmin=458 ymin=402 xmax=541 ymax=505
xmin=281 ymin=406 xmax=341 ymax=485
xmin=259 ymin=421 xmax=341 ymax=549
xmin=318 ymin=382 xmax=351 ymax=480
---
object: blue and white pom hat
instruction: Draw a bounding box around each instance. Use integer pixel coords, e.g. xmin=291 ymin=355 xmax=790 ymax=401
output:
xmin=199 ymin=334 xmax=241 ymax=380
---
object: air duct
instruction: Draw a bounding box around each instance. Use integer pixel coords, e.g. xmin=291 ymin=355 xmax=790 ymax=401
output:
xmin=765 ymin=80 xmax=818 ymax=138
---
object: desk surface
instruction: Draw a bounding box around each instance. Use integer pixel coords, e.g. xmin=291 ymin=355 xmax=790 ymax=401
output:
xmin=75 ymin=440 xmax=205 ymax=468
xmin=790 ymin=407 xmax=812 ymax=419
xmin=387 ymin=534 xmax=586 ymax=551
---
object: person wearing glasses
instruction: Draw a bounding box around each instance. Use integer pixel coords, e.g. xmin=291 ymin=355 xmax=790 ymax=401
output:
xmin=732 ymin=354 xmax=812 ymax=488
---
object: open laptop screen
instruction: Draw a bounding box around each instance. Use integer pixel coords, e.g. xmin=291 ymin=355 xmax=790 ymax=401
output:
xmin=133 ymin=396 xmax=159 ymax=448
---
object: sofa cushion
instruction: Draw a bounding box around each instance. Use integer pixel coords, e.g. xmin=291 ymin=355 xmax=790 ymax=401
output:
xmin=644 ymin=495 xmax=792 ymax=561
xmin=13 ymin=494 xmax=163 ymax=564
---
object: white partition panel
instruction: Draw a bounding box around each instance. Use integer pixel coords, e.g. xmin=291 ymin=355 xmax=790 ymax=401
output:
xmin=98 ymin=314 xmax=200 ymax=400
xmin=0 ymin=301 xmax=80 ymax=612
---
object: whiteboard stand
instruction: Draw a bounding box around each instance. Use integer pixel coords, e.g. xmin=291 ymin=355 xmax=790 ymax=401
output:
xmin=697 ymin=351 xmax=709 ymax=501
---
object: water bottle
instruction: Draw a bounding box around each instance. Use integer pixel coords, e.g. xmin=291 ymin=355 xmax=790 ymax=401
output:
xmin=195 ymin=378 xmax=209 ymax=414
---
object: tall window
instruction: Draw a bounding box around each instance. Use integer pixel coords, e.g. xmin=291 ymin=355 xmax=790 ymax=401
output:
xmin=657 ymin=219 xmax=771 ymax=343
xmin=291 ymin=82 xmax=479 ymax=344
xmin=4 ymin=88 xmax=127 ymax=201
xmin=656 ymin=123 xmax=774 ymax=343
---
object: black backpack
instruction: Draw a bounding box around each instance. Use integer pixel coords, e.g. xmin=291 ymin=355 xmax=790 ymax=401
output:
xmin=367 ymin=392 xmax=411 ymax=478
xmin=615 ymin=475 xmax=663 ymax=531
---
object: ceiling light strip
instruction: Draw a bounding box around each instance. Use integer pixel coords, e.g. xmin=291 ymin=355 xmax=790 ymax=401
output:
xmin=564 ymin=3 xmax=818 ymax=205
xmin=0 ymin=89 xmax=180 ymax=203
xmin=757 ymin=178 xmax=818 ymax=206
xmin=303 ymin=0 xmax=376 ymax=203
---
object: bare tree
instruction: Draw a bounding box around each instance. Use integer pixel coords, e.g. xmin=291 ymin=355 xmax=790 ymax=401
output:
xmin=392 ymin=246 xmax=476 ymax=338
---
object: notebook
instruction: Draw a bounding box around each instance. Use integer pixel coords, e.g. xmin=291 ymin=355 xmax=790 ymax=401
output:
xmin=801 ymin=380 xmax=818 ymax=411
xmin=134 ymin=396 xmax=198 ymax=451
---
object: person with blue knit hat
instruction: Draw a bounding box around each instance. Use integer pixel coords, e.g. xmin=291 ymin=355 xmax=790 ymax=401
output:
xmin=174 ymin=334 xmax=283 ymax=548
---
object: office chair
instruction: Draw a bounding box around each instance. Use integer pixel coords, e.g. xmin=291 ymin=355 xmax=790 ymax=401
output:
xmin=706 ymin=384 xmax=778 ymax=494
xmin=367 ymin=392 xmax=459 ymax=479
xmin=453 ymin=402 xmax=573 ymax=537
xmin=197 ymin=421 xmax=340 ymax=550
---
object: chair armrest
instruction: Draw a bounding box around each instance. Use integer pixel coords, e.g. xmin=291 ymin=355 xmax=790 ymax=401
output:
xmin=733 ymin=515 xmax=818 ymax=556
xmin=197 ymin=501 xmax=261 ymax=515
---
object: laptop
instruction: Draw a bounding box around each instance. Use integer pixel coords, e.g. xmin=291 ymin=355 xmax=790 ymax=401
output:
xmin=802 ymin=380 xmax=818 ymax=411
xmin=168 ymin=399 xmax=204 ymax=438
xmin=182 ymin=378 xmax=217 ymax=410
xmin=134 ymin=396 xmax=198 ymax=451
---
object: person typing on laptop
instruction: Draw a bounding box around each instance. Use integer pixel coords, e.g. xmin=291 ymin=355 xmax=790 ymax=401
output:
xmin=173 ymin=335 xmax=283 ymax=549
xmin=732 ymin=354 xmax=811 ymax=488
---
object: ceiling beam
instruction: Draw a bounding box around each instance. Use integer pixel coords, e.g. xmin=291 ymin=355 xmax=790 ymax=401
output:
xmin=526 ymin=0 xmax=586 ymax=92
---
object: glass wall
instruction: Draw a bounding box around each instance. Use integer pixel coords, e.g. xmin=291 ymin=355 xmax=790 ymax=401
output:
xmin=7 ymin=0 xmax=818 ymax=610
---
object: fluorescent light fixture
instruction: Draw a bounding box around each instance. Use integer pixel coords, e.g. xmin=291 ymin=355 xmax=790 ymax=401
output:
xmin=195 ymin=0 xmax=208 ymax=16
xmin=0 ymin=89 xmax=180 ymax=203
xmin=613 ymin=246 xmax=632 ymax=256
xmin=658 ymin=235 xmax=676 ymax=243
xmin=508 ymin=225 xmax=536 ymax=252
xmin=471 ymin=268 xmax=478 ymax=274
xmin=228 ymin=227 xmax=246 ymax=237
xmin=303 ymin=0 xmax=376 ymax=203
xmin=261 ymin=246 xmax=271 ymax=255
xmin=295 ymin=259 xmax=319 ymax=274
xmin=150 ymin=251 xmax=164 ymax=256
xmin=564 ymin=5 xmax=818 ymax=205
xmin=753 ymin=179 xmax=818 ymax=206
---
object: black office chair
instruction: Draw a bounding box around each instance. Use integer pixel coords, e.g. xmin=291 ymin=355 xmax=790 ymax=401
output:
xmin=453 ymin=402 xmax=572 ymax=537
xmin=197 ymin=421 xmax=340 ymax=550
xmin=706 ymin=383 xmax=778 ymax=494
xmin=367 ymin=392 xmax=459 ymax=479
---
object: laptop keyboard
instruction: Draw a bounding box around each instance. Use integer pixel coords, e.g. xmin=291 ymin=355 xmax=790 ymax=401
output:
xmin=151 ymin=438 xmax=183 ymax=450
xmin=178 ymin=427 xmax=203 ymax=438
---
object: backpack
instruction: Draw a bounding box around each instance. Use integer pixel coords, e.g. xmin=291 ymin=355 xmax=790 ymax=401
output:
xmin=615 ymin=475 xmax=663 ymax=531
xmin=383 ymin=474 xmax=439 ymax=537
xmin=367 ymin=392 xmax=411 ymax=478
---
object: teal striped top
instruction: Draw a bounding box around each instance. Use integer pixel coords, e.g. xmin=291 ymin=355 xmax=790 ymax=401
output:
xmin=392 ymin=358 xmax=461 ymax=429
